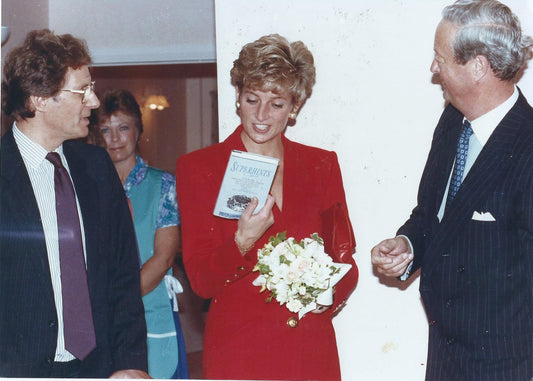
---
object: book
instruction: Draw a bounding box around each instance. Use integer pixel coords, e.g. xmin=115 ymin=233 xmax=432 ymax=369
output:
xmin=213 ymin=150 xmax=279 ymax=219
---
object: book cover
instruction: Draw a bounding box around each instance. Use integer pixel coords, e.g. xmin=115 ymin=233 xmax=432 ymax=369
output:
xmin=213 ymin=150 xmax=279 ymax=219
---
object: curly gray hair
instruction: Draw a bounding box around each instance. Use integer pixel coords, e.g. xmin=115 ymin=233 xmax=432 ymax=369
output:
xmin=442 ymin=0 xmax=533 ymax=81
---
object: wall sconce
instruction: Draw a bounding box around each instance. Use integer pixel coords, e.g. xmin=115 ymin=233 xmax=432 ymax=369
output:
xmin=145 ymin=95 xmax=170 ymax=111
xmin=2 ymin=26 xmax=10 ymax=45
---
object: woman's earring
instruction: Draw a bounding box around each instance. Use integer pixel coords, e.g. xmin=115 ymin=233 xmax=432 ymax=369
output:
xmin=236 ymin=101 xmax=241 ymax=109
xmin=289 ymin=112 xmax=297 ymax=120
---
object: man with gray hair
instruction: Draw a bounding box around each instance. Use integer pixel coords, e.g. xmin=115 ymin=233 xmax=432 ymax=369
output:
xmin=372 ymin=1 xmax=533 ymax=379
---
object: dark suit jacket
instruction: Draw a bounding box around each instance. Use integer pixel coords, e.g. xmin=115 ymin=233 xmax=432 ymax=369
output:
xmin=398 ymin=91 xmax=533 ymax=380
xmin=0 ymin=128 xmax=148 ymax=377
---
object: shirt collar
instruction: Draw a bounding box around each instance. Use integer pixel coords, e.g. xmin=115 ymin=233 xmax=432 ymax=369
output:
xmin=123 ymin=155 xmax=147 ymax=195
xmin=469 ymin=86 xmax=519 ymax=146
xmin=13 ymin=122 xmax=64 ymax=169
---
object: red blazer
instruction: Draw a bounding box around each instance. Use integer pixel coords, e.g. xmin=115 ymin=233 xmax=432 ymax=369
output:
xmin=177 ymin=126 xmax=357 ymax=380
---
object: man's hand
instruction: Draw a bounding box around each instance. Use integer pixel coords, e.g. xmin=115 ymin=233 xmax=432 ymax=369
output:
xmin=110 ymin=369 xmax=152 ymax=379
xmin=311 ymin=304 xmax=330 ymax=314
xmin=371 ymin=236 xmax=413 ymax=278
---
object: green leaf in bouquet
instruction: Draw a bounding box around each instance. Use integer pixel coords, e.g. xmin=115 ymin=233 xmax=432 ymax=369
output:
xmin=310 ymin=232 xmax=324 ymax=245
xmin=269 ymin=231 xmax=287 ymax=247
xmin=279 ymin=254 xmax=292 ymax=266
xmin=252 ymin=262 xmax=270 ymax=274
xmin=300 ymin=294 xmax=315 ymax=306
xmin=265 ymin=289 xmax=278 ymax=303
xmin=308 ymin=284 xmax=327 ymax=298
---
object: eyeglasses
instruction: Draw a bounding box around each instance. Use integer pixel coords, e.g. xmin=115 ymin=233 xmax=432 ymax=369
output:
xmin=61 ymin=81 xmax=95 ymax=104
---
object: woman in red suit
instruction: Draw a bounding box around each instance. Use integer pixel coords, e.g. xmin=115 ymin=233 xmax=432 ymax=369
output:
xmin=176 ymin=34 xmax=357 ymax=381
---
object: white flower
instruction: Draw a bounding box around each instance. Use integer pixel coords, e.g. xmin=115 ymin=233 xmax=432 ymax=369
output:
xmin=293 ymin=256 xmax=311 ymax=273
xmin=275 ymin=282 xmax=289 ymax=303
xmin=286 ymin=298 xmax=304 ymax=313
xmin=286 ymin=269 xmax=299 ymax=283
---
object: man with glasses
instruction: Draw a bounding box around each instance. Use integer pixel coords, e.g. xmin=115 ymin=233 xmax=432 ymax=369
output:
xmin=62 ymin=81 xmax=96 ymax=104
xmin=0 ymin=29 xmax=149 ymax=378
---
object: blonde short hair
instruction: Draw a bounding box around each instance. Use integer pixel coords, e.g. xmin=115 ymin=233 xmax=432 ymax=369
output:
xmin=230 ymin=34 xmax=316 ymax=106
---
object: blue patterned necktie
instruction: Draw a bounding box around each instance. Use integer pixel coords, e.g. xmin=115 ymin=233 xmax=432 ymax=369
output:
xmin=446 ymin=120 xmax=473 ymax=208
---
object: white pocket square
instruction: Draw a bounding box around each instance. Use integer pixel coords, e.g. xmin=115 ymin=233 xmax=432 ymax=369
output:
xmin=472 ymin=211 xmax=496 ymax=221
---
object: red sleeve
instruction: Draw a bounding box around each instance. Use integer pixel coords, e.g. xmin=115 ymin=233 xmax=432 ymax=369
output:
xmin=321 ymin=151 xmax=358 ymax=316
xmin=176 ymin=149 xmax=255 ymax=299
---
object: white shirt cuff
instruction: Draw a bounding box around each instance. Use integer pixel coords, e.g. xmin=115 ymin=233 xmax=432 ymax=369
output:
xmin=397 ymin=235 xmax=414 ymax=281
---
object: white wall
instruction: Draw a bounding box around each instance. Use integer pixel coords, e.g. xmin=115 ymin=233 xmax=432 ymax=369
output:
xmin=215 ymin=1 xmax=533 ymax=380
xmin=48 ymin=0 xmax=215 ymax=65
xmin=3 ymin=0 xmax=216 ymax=66
xmin=1 ymin=0 xmax=49 ymax=77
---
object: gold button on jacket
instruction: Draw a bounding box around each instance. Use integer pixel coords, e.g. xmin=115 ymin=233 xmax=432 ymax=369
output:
xmin=287 ymin=316 xmax=299 ymax=328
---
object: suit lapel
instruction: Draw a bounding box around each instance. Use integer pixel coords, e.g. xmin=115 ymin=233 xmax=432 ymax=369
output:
xmin=63 ymin=142 xmax=100 ymax=282
xmin=427 ymin=94 xmax=526 ymax=265
xmin=1 ymin=129 xmax=55 ymax=303
xmin=1 ymin=131 xmax=43 ymax=227
xmin=431 ymin=112 xmax=463 ymax=215
xmin=416 ymin=105 xmax=463 ymax=222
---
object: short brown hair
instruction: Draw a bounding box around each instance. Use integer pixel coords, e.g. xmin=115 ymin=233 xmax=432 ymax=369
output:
xmin=90 ymin=89 xmax=143 ymax=135
xmin=2 ymin=29 xmax=92 ymax=120
xmin=230 ymin=34 xmax=316 ymax=106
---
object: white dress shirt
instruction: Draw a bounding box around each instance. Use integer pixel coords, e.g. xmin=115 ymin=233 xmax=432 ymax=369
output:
xmin=436 ymin=87 xmax=519 ymax=221
xmin=13 ymin=123 xmax=87 ymax=362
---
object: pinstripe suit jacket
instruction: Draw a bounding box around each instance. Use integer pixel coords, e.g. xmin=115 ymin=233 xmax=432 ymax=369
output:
xmin=0 ymin=129 xmax=148 ymax=377
xmin=398 ymin=91 xmax=533 ymax=381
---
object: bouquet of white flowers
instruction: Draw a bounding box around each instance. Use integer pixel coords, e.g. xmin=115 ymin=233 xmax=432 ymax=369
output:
xmin=252 ymin=232 xmax=352 ymax=319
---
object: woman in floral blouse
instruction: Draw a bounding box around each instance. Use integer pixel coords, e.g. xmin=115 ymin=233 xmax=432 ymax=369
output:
xmin=90 ymin=89 xmax=188 ymax=379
